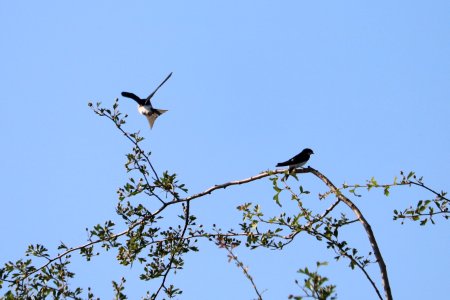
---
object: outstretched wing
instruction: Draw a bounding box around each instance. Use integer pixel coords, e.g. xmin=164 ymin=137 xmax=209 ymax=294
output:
xmin=145 ymin=72 xmax=173 ymax=104
xmin=121 ymin=92 xmax=145 ymax=105
xmin=143 ymin=109 xmax=168 ymax=129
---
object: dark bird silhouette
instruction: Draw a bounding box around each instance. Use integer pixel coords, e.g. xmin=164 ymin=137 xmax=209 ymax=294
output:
xmin=276 ymin=148 xmax=314 ymax=170
xmin=121 ymin=72 xmax=172 ymax=128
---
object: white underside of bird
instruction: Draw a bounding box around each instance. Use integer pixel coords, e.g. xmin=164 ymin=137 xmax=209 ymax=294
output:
xmin=138 ymin=105 xmax=167 ymax=128
xmin=288 ymin=161 xmax=307 ymax=169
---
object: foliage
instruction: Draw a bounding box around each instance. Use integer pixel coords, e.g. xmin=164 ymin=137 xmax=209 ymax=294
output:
xmin=289 ymin=262 xmax=337 ymax=300
xmin=0 ymin=100 xmax=447 ymax=299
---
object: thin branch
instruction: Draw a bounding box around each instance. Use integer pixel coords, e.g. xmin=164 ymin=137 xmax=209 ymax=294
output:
xmin=221 ymin=242 xmax=263 ymax=300
xmin=280 ymin=179 xmax=343 ymax=228
xmin=309 ymin=199 xmax=341 ymax=226
xmin=409 ymin=181 xmax=449 ymax=201
xmin=326 ymin=178 xmax=449 ymax=203
xmin=401 ymin=210 xmax=448 ymax=219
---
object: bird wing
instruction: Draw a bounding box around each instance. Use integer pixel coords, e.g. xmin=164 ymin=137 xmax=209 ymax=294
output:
xmin=276 ymin=159 xmax=294 ymax=167
xmin=276 ymin=151 xmax=308 ymax=167
xmin=143 ymin=109 xmax=168 ymax=129
xmin=145 ymin=72 xmax=173 ymax=104
xmin=121 ymin=92 xmax=145 ymax=105
xmin=291 ymin=152 xmax=307 ymax=162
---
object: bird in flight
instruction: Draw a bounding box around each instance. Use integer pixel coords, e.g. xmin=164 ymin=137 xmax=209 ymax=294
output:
xmin=121 ymin=72 xmax=173 ymax=129
xmin=276 ymin=148 xmax=314 ymax=170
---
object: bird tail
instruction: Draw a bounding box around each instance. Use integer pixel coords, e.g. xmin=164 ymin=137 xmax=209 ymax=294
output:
xmin=145 ymin=109 xmax=168 ymax=129
xmin=155 ymin=109 xmax=168 ymax=116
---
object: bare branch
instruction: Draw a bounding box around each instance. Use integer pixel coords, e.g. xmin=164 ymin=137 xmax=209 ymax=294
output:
xmin=179 ymin=169 xmax=308 ymax=203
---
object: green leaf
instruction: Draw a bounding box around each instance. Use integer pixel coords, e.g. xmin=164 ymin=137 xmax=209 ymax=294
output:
xmin=273 ymin=191 xmax=282 ymax=207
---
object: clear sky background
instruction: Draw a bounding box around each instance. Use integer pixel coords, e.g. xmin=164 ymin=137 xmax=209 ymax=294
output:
xmin=1 ymin=1 xmax=449 ymax=299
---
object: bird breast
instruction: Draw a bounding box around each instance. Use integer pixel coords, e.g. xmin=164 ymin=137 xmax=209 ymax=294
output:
xmin=292 ymin=161 xmax=307 ymax=168
xmin=138 ymin=105 xmax=152 ymax=115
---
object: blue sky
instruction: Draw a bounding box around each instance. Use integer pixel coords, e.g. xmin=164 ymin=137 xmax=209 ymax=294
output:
xmin=1 ymin=1 xmax=449 ymax=299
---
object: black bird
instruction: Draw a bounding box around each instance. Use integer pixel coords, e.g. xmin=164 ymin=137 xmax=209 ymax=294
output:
xmin=276 ymin=148 xmax=314 ymax=170
xmin=121 ymin=72 xmax=172 ymax=129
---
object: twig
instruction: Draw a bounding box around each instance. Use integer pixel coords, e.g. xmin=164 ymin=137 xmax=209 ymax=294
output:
xmin=221 ymin=241 xmax=263 ymax=300
xmin=409 ymin=181 xmax=449 ymax=201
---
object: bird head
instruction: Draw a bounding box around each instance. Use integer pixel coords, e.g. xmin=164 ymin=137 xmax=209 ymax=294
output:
xmin=304 ymin=148 xmax=314 ymax=155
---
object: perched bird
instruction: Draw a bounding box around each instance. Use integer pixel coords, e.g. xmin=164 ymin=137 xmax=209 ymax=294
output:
xmin=276 ymin=148 xmax=314 ymax=170
xmin=121 ymin=72 xmax=172 ymax=128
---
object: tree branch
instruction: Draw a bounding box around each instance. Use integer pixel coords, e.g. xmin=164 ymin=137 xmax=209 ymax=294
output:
xmin=307 ymin=167 xmax=393 ymax=300
xmin=178 ymin=169 xmax=308 ymax=203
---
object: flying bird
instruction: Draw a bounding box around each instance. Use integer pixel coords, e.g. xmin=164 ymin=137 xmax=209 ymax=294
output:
xmin=121 ymin=72 xmax=172 ymax=128
xmin=276 ymin=148 xmax=314 ymax=170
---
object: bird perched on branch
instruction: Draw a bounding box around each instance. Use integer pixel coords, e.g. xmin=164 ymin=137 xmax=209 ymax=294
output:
xmin=276 ymin=148 xmax=314 ymax=170
xmin=121 ymin=72 xmax=172 ymax=129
